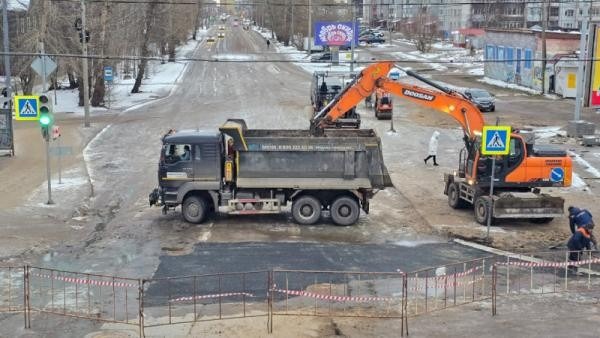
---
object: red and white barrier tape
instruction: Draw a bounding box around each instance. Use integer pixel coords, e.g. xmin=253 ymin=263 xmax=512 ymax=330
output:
xmin=170 ymin=292 xmax=254 ymax=303
xmin=271 ymin=288 xmax=398 ymax=302
xmin=497 ymin=257 xmax=600 ymax=268
xmin=408 ymin=266 xmax=483 ymax=283
xmin=409 ymin=276 xmax=485 ymax=291
xmin=32 ymin=273 xmax=137 ymax=288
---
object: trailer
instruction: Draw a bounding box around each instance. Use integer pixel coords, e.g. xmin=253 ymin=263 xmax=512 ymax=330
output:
xmin=150 ymin=119 xmax=392 ymax=226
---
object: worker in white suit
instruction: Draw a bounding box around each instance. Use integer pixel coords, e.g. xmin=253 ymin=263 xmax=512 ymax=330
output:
xmin=424 ymin=131 xmax=440 ymax=166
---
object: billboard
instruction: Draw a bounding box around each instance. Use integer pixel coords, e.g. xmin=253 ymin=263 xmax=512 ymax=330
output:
xmin=591 ymin=26 xmax=600 ymax=106
xmin=314 ymin=21 xmax=359 ymax=46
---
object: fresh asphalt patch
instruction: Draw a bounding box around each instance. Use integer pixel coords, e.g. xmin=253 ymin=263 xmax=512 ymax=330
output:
xmin=144 ymin=241 xmax=488 ymax=306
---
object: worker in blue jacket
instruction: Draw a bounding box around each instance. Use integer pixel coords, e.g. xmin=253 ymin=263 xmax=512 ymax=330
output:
xmin=568 ymin=206 xmax=597 ymax=250
xmin=567 ymin=225 xmax=593 ymax=273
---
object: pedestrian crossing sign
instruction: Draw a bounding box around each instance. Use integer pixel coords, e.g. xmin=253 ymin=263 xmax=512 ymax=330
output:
xmin=14 ymin=95 xmax=40 ymax=121
xmin=481 ymin=126 xmax=511 ymax=155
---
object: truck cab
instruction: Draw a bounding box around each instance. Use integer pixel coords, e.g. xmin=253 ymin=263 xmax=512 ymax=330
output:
xmin=155 ymin=130 xmax=226 ymax=221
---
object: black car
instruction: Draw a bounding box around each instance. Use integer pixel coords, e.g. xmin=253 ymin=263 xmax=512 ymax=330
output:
xmin=310 ymin=52 xmax=332 ymax=63
xmin=464 ymin=88 xmax=495 ymax=112
xmin=359 ymin=35 xmax=385 ymax=44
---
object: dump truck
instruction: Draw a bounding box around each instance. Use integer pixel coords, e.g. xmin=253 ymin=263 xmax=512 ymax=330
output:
xmin=150 ymin=119 xmax=392 ymax=226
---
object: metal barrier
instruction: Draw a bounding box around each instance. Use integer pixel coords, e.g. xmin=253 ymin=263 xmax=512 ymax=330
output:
xmin=0 ymin=266 xmax=27 ymax=327
xmin=141 ymin=270 xmax=269 ymax=333
xmin=404 ymin=256 xmax=496 ymax=317
xmin=27 ymin=266 xmax=142 ymax=335
xmin=491 ymin=250 xmax=600 ymax=315
xmin=0 ymin=250 xmax=598 ymax=336
xmin=269 ymin=269 xmax=408 ymax=335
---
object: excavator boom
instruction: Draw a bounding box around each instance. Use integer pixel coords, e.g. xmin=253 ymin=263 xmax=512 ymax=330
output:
xmin=312 ymin=61 xmax=484 ymax=139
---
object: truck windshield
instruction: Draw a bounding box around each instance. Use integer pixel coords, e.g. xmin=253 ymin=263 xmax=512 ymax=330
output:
xmin=164 ymin=144 xmax=191 ymax=164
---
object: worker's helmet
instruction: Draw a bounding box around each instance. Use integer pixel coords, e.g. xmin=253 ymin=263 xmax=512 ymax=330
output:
xmin=568 ymin=206 xmax=576 ymax=213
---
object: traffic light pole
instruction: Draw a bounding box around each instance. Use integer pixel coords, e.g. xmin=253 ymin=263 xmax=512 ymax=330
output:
xmin=81 ymin=0 xmax=91 ymax=127
xmin=2 ymin=0 xmax=14 ymax=156
xmin=45 ymin=135 xmax=54 ymax=204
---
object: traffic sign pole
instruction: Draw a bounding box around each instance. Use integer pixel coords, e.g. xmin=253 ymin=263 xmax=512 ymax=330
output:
xmin=486 ymin=157 xmax=495 ymax=240
xmin=45 ymin=136 xmax=54 ymax=205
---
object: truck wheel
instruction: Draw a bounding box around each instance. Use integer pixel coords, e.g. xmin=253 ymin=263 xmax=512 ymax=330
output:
xmin=182 ymin=195 xmax=208 ymax=224
xmin=331 ymin=196 xmax=360 ymax=226
xmin=292 ymin=196 xmax=322 ymax=225
xmin=448 ymin=183 xmax=468 ymax=209
xmin=474 ymin=196 xmax=494 ymax=225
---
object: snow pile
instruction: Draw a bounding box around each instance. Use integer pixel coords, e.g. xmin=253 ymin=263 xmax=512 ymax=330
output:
xmin=569 ymin=151 xmax=600 ymax=178
xmin=478 ymin=77 xmax=541 ymax=95
xmin=528 ymin=126 xmax=566 ymax=139
xmin=53 ymin=30 xmax=203 ymax=115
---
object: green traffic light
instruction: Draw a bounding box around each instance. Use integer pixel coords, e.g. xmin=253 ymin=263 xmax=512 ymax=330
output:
xmin=39 ymin=114 xmax=51 ymax=126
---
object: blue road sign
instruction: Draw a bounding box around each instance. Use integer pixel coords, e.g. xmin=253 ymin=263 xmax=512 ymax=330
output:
xmin=389 ymin=72 xmax=400 ymax=80
xmin=550 ymin=167 xmax=564 ymax=182
xmin=481 ymin=126 xmax=511 ymax=155
xmin=14 ymin=95 xmax=39 ymax=121
xmin=103 ymin=66 xmax=114 ymax=83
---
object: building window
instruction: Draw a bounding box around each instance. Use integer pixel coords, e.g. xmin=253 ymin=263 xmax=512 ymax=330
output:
xmin=524 ymin=49 xmax=533 ymax=69
xmin=506 ymin=47 xmax=514 ymax=65
xmin=498 ymin=46 xmax=505 ymax=63
xmin=565 ymin=9 xmax=574 ymax=17
xmin=486 ymin=44 xmax=495 ymax=60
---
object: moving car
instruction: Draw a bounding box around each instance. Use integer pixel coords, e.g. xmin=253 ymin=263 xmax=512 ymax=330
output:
xmin=206 ymin=36 xmax=216 ymax=43
xmin=310 ymin=52 xmax=332 ymax=63
xmin=218 ymin=32 xmax=225 ymax=39
xmin=464 ymin=88 xmax=495 ymax=112
xmin=218 ymin=25 xmax=226 ymax=31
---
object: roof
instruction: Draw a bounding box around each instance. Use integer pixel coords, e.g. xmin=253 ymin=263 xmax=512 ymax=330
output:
xmin=457 ymin=28 xmax=485 ymax=36
xmin=163 ymin=130 xmax=221 ymax=144
xmin=485 ymin=28 xmax=580 ymax=40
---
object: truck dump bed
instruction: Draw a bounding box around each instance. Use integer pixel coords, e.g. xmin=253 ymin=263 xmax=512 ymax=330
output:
xmin=220 ymin=120 xmax=392 ymax=190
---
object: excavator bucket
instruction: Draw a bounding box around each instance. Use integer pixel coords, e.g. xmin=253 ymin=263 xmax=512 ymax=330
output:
xmin=492 ymin=192 xmax=564 ymax=219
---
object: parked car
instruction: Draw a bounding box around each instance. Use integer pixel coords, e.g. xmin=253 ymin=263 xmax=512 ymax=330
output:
xmin=464 ymin=88 xmax=495 ymax=112
xmin=310 ymin=52 xmax=332 ymax=63
xmin=360 ymin=29 xmax=385 ymax=38
xmin=359 ymin=35 xmax=385 ymax=44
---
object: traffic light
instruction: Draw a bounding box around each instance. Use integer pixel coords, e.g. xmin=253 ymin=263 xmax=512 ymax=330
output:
xmin=0 ymin=87 xmax=9 ymax=110
xmin=79 ymin=30 xmax=90 ymax=43
xmin=39 ymin=95 xmax=53 ymax=141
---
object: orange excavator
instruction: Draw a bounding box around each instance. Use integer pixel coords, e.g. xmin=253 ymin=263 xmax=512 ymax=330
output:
xmin=311 ymin=61 xmax=572 ymax=224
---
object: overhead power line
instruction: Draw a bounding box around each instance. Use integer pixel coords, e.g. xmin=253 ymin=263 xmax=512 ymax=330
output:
xmin=0 ymin=51 xmax=596 ymax=64
xmin=47 ymin=0 xmax=600 ymax=7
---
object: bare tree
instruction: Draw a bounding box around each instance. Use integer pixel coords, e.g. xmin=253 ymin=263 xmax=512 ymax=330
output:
xmin=131 ymin=0 xmax=159 ymax=94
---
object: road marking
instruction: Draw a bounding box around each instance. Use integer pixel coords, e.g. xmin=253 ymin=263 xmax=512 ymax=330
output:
xmin=198 ymin=222 xmax=213 ymax=242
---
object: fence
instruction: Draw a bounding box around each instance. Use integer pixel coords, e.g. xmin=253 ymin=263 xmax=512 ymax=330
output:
xmin=142 ymin=270 xmax=269 ymax=330
xmin=27 ymin=266 xmax=142 ymax=333
xmin=269 ymin=269 xmax=407 ymax=334
xmin=491 ymin=250 xmax=600 ymax=315
xmin=1 ymin=250 xmax=599 ymax=337
xmin=404 ymin=256 xmax=497 ymax=318
xmin=0 ymin=266 xmax=26 ymax=328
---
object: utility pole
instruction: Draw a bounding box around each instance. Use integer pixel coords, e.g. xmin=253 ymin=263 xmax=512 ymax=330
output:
xmin=307 ymin=0 xmax=312 ymax=56
xmin=81 ymin=0 xmax=91 ymax=127
xmin=2 ymin=0 xmax=14 ymax=156
xmin=575 ymin=1 xmax=590 ymax=121
xmin=540 ymin=0 xmax=547 ymax=94
xmin=351 ymin=1 xmax=356 ymax=72
xmin=290 ymin=0 xmax=294 ymax=46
